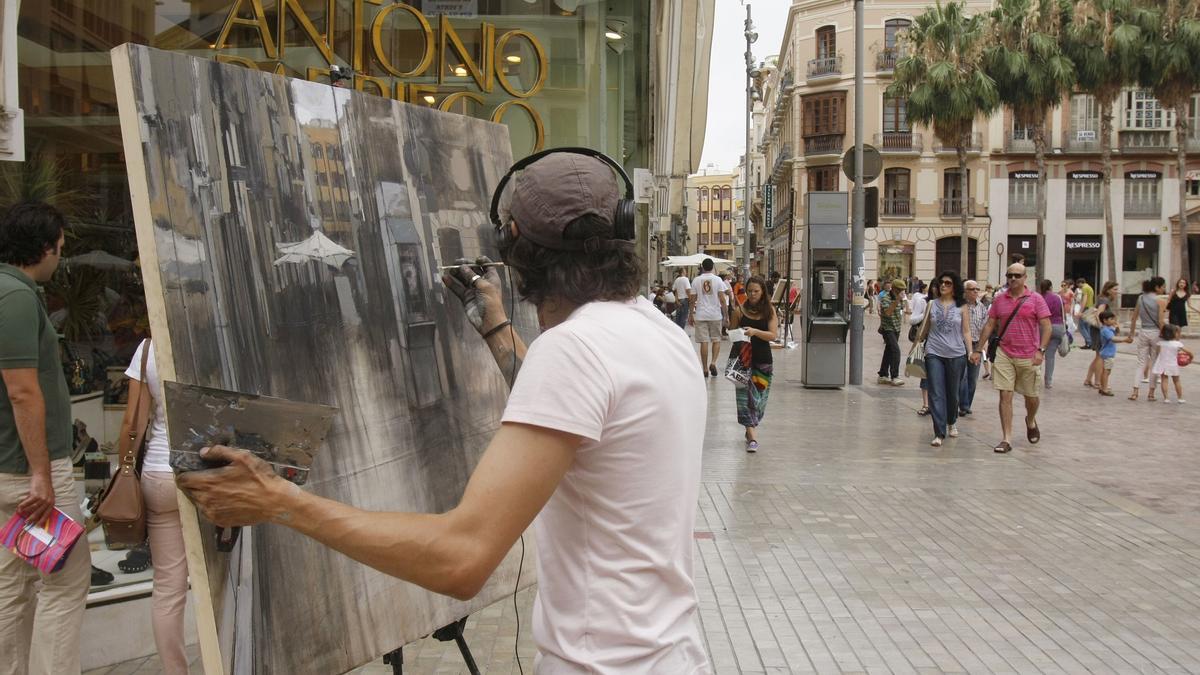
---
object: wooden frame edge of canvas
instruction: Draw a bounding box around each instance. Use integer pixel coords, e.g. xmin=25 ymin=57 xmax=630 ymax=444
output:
xmin=110 ymin=43 xmax=225 ymax=675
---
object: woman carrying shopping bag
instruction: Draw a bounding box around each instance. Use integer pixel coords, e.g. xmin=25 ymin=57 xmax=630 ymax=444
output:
xmin=729 ymin=277 xmax=778 ymax=453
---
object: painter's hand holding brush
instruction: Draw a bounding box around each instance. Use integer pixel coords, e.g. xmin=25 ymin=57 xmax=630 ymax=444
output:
xmin=441 ymin=256 xmax=526 ymax=388
xmin=442 ymin=256 xmax=508 ymax=338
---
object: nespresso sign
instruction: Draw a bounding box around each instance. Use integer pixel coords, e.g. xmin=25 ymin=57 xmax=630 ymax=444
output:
xmin=1010 ymin=171 xmax=1040 ymax=179
xmin=1126 ymin=171 xmax=1161 ymax=180
xmin=214 ymin=0 xmax=548 ymax=148
xmin=1066 ymin=239 xmax=1101 ymax=250
xmin=1068 ymin=171 xmax=1101 ymax=179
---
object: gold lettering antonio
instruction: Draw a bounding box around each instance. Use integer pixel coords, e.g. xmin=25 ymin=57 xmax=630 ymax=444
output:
xmin=213 ymin=0 xmax=548 ymax=151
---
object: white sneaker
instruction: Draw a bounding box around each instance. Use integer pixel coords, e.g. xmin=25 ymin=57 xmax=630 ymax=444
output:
xmin=1179 ymin=399 xmax=1187 ymax=404
xmin=1142 ymin=377 xmax=1150 ymax=383
xmin=948 ymin=425 xmax=959 ymax=438
xmin=891 ymin=378 xmax=906 ymax=386
xmin=930 ymin=437 xmax=943 ymax=447
xmin=1163 ymin=398 xmax=1171 ymax=404
xmin=877 ymin=376 xmax=891 ymax=384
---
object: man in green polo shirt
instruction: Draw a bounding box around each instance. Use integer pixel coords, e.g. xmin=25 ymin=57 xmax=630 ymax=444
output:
xmin=0 ymin=201 xmax=90 ymax=675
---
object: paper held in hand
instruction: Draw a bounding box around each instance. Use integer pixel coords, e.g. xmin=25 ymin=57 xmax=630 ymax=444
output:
xmin=728 ymin=328 xmax=748 ymax=342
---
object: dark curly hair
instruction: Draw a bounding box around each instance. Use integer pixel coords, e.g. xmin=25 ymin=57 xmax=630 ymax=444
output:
xmin=934 ymin=270 xmax=965 ymax=307
xmin=0 ymin=201 xmax=67 ymax=266
xmin=501 ymin=213 xmax=644 ymax=307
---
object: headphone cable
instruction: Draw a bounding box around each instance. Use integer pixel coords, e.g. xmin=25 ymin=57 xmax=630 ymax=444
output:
xmin=505 ymin=265 xmax=526 ymax=675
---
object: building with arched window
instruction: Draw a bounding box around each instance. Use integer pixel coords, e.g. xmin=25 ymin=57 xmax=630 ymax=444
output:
xmin=685 ymin=169 xmax=736 ymax=261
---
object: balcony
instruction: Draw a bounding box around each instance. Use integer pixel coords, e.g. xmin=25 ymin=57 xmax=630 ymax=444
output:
xmin=1066 ymin=198 xmax=1104 ymax=218
xmin=939 ymin=197 xmax=976 ymax=218
xmin=933 ymin=131 xmax=983 ymax=154
xmin=771 ymin=143 xmax=793 ymax=182
xmin=882 ymin=197 xmax=915 ymax=217
xmin=1008 ymin=198 xmax=1039 ymax=218
xmin=807 ymin=56 xmax=842 ymax=80
xmin=804 ymin=134 xmax=844 ymax=156
xmin=770 ymin=204 xmax=793 ymax=231
xmin=1187 ymin=133 xmax=1200 ymax=152
xmin=876 ymin=48 xmax=901 ymax=74
xmin=1004 ymin=135 xmax=1036 ymax=153
xmin=1119 ymin=129 xmax=1170 ymax=153
xmin=875 ymin=131 xmax=922 ymax=154
xmin=1064 ymin=128 xmax=1101 ymax=153
xmin=1124 ymin=198 xmax=1161 ymax=218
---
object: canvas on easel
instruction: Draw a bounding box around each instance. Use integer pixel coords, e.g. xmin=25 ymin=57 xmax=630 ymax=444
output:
xmin=112 ymin=44 xmax=536 ymax=674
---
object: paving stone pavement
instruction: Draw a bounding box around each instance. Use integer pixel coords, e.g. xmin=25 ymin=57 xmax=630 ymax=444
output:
xmin=90 ymin=318 xmax=1200 ymax=674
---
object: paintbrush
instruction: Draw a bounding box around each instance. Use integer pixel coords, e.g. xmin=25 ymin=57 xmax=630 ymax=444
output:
xmin=438 ymin=262 xmax=506 ymax=271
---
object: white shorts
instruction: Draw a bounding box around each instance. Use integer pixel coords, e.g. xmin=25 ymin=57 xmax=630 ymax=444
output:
xmin=694 ymin=320 xmax=723 ymax=343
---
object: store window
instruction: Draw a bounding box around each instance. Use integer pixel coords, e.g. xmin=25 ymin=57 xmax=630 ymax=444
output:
xmin=1008 ymin=171 xmax=1040 ymax=218
xmin=1124 ymin=171 xmax=1162 ymax=217
xmin=877 ymin=242 xmax=914 ymax=282
xmin=1008 ymin=235 xmax=1039 ymax=274
xmin=13 ymin=0 xmax=654 ymax=598
xmin=1121 ymin=235 xmax=1159 ymax=305
xmin=1067 ymin=171 xmax=1103 ymax=217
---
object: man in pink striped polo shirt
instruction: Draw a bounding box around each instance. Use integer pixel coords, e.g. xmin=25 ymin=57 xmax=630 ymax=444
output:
xmin=970 ymin=264 xmax=1051 ymax=454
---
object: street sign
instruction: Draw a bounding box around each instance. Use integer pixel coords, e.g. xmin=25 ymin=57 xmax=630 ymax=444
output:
xmin=764 ymin=184 xmax=774 ymax=230
xmin=841 ymin=144 xmax=882 ymax=184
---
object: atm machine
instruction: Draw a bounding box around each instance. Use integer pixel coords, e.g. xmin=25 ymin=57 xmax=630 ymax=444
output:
xmin=802 ymin=222 xmax=850 ymax=387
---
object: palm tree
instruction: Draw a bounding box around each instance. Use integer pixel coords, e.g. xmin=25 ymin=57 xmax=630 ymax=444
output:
xmin=986 ymin=0 xmax=1075 ymax=285
xmin=888 ymin=1 xmax=999 ymax=277
xmin=1063 ymin=0 xmax=1143 ymax=284
xmin=1138 ymin=0 xmax=1200 ymax=284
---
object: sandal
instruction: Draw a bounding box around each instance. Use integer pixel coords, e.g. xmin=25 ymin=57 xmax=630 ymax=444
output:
xmin=1148 ymin=393 xmax=1157 ymax=401
xmin=994 ymin=441 xmax=1012 ymax=454
xmin=916 ymin=406 xmax=930 ymax=416
xmin=1026 ymin=420 xmax=1040 ymax=444
xmin=1128 ymin=391 xmax=1139 ymax=401
xmin=1099 ymin=389 xmax=1114 ymax=396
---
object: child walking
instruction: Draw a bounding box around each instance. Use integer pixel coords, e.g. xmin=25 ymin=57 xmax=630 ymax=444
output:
xmin=1153 ymin=323 xmax=1193 ymax=403
xmin=1097 ymin=310 xmax=1129 ymax=396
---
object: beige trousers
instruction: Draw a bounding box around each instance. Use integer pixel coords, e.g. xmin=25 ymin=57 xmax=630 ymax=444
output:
xmin=141 ymin=471 xmax=189 ymax=675
xmin=0 ymin=457 xmax=91 ymax=675
xmin=1133 ymin=328 xmax=1160 ymax=389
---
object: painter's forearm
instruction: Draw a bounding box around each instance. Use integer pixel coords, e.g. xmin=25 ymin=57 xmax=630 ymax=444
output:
xmin=282 ymin=489 xmax=481 ymax=597
xmin=485 ymin=333 xmax=526 ymax=389
xmin=10 ymin=391 xmax=50 ymax=475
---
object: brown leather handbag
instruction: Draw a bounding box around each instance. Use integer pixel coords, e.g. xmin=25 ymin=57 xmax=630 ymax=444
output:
xmin=96 ymin=341 xmax=153 ymax=546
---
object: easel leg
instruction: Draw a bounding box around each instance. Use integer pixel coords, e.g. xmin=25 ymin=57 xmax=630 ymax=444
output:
xmin=382 ymin=646 xmax=403 ymax=675
xmin=432 ymin=617 xmax=480 ymax=675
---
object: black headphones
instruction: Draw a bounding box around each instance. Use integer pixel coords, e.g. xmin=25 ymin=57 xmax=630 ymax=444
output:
xmin=489 ymin=147 xmax=637 ymax=251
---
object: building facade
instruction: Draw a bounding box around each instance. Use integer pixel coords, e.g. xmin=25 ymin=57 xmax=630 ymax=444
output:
xmin=989 ymin=91 xmax=1200 ymax=297
xmin=758 ymin=0 xmax=1200 ymax=297
xmin=685 ymin=169 xmax=736 ymax=261
xmin=2 ymin=0 xmax=712 ymax=668
xmin=759 ymin=0 xmax=995 ymax=293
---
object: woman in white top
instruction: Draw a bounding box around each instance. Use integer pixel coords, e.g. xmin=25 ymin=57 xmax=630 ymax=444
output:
xmin=122 ymin=339 xmax=189 ymax=674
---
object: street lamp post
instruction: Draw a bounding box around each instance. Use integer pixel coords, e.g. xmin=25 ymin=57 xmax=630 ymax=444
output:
xmin=848 ymin=0 xmax=865 ymax=385
xmin=743 ymin=4 xmax=757 ymax=281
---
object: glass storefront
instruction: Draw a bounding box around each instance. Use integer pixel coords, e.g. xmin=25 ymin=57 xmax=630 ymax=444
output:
xmin=8 ymin=0 xmax=652 ymax=597
xmin=877 ymin=242 xmax=913 ymax=283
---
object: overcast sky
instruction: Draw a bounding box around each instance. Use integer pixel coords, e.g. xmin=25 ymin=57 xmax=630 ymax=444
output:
xmin=698 ymin=0 xmax=793 ymax=174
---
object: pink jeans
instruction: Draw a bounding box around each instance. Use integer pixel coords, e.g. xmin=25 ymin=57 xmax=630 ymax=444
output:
xmin=141 ymin=471 xmax=188 ymax=674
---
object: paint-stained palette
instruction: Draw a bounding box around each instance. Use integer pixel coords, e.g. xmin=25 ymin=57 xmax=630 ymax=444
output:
xmin=112 ymin=44 xmax=536 ymax=674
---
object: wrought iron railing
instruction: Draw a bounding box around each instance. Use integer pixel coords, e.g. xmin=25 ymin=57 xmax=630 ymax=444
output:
xmin=882 ymin=197 xmax=915 ymax=217
xmin=933 ymin=131 xmax=983 ymax=153
xmin=807 ymin=56 xmax=842 ymax=79
xmin=939 ymin=197 xmax=976 ymax=217
xmin=876 ymin=48 xmax=901 ymax=72
xmin=1066 ymin=199 xmax=1104 ymax=218
xmin=1118 ymin=129 xmax=1170 ymax=153
xmin=1124 ymin=198 xmax=1161 ymax=217
xmin=875 ymin=131 xmax=922 ymax=153
xmin=804 ymin=134 xmax=844 ymax=156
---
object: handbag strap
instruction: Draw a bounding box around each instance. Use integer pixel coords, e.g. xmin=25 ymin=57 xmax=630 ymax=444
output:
xmin=996 ymin=294 xmax=1031 ymax=342
xmin=119 ymin=341 xmax=154 ymax=474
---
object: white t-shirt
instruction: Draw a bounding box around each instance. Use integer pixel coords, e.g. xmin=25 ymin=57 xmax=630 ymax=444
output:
xmin=124 ymin=339 xmax=171 ymax=473
xmin=671 ymin=275 xmax=691 ymax=302
xmin=690 ymin=273 xmax=727 ymax=321
xmin=502 ymin=298 xmax=710 ymax=674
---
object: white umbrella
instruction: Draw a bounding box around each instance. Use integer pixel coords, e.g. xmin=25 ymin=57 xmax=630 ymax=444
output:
xmin=273 ymin=231 xmax=356 ymax=270
xmin=659 ymin=253 xmax=735 ymax=267
xmin=64 ymin=250 xmax=135 ymax=271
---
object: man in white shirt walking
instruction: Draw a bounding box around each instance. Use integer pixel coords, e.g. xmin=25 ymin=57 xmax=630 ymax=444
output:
xmin=689 ymin=257 xmax=729 ymax=377
xmin=671 ymin=267 xmax=691 ymax=330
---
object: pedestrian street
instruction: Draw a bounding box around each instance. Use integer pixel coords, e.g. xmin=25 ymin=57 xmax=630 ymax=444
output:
xmin=92 ymin=319 xmax=1200 ymax=675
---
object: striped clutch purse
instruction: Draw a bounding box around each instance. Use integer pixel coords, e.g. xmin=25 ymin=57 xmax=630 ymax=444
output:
xmin=0 ymin=507 xmax=85 ymax=574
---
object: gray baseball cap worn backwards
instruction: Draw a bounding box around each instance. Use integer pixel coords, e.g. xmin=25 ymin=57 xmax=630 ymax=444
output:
xmin=508 ymin=153 xmax=620 ymax=251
